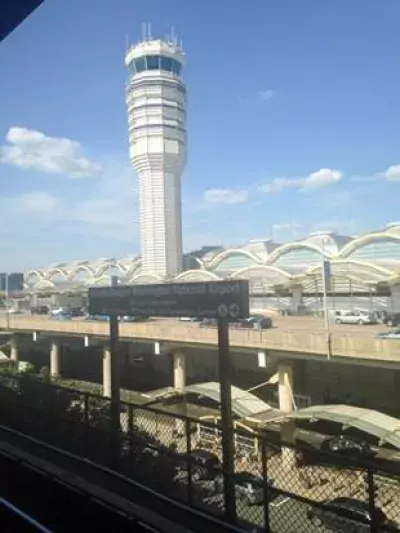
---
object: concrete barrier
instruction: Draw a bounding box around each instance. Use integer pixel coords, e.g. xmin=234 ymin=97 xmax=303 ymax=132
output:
xmin=1 ymin=316 xmax=399 ymax=365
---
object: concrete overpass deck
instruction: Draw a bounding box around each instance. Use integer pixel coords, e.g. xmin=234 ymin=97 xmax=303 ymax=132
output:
xmin=1 ymin=316 xmax=399 ymax=367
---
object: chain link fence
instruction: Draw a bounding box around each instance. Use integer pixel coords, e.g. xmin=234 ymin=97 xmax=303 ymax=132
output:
xmin=0 ymin=372 xmax=398 ymax=532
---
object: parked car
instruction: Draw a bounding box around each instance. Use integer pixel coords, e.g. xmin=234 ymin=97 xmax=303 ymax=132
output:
xmin=333 ymin=310 xmax=377 ymax=325
xmin=176 ymin=449 xmax=221 ymax=481
xmin=307 ymin=497 xmax=392 ymax=531
xmin=85 ymin=314 xmax=110 ymax=321
xmin=381 ymin=312 xmax=400 ymax=327
xmin=70 ymin=307 xmax=86 ymax=317
xmin=199 ymin=318 xmax=218 ymax=328
xmin=120 ymin=315 xmax=149 ymax=322
xmin=320 ymin=435 xmax=375 ymax=459
xmin=30 ymin=305 xmax=49 ymax=315
xmin=234 ymin=315 xmax=273 ymax=330
xmin=214 ymin=471 xmax=277 ymax=506
xmin=50 ymin=313 xmax=72 ymax=321
xmin=375 ymin=329 xmax=400 ymax=340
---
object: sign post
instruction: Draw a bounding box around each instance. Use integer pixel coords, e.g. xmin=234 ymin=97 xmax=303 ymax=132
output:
xmin=217 ymin=316 xmax=236 ymax=523
xmin=88 ymin=279 xmax=249 ymax=519
xmin=109 ymin=276 xmax=120 ymax=468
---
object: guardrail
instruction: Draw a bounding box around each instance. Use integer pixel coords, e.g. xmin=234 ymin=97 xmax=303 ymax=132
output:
xmin=0 ymin=372 xmax=398 ymax=532
xmin=0 ymin=497 xmax=52 ymax=532
xmin=2 ymin=316 xmax=400 ymax=363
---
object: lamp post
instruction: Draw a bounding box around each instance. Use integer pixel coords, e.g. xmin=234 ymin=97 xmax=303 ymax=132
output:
xmin=321 ymin=239 xmax=331 ymax=359
xmin=4 ymin=273 xmax=10 ymax=330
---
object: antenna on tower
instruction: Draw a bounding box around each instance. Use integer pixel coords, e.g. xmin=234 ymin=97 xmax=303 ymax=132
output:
xmin=171 ymin=25 xmax=176 ymax=45
xmin=147 ymin=22 xmax=152 ymax=40
xmin=125 ymin=34 xmax=129 ymax=53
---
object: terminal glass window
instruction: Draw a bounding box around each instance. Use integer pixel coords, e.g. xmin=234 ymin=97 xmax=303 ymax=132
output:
xmin=272 ymin=247 xmax=322 ymax=272
xmin=171 ymin=59 xmax=181 ymax=75
xmin=146 ymin=55 xmax=160 ymax=70
xmin=131 ymin=56 xmax=182 ymax=76
xmin=348 ymin=239 xmax=400 ymax=261
xmin=213 ymin=253 xmax=258 ymax=276
xmin=134 ymin=57 xmax=146 ymax=73
xmin=160 ymin=56 xmax=173 ymax=71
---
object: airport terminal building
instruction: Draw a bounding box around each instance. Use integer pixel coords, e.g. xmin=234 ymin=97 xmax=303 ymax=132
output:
xmin=24 ymin=223 xmax=400 ymax=314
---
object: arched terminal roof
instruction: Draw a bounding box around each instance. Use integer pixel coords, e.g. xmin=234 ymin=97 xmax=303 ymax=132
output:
xmin=340 ymin=226 xmax=400 ymax=258
xmin=275 ymin=404 xmax=400 ymax=450
xmin=146 ymin=381 xmax=281 ymax=419
xmin=23 ymin=224 xmax=400 ymax=291
xmin=305 ymin=260 xmax=395 ymax=285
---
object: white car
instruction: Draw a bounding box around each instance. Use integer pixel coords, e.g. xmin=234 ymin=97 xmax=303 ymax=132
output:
xmin=333 ymin=310 xmax=376 ymax=325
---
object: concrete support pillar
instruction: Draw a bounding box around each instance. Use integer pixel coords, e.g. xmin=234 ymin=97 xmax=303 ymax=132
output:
xmin=278 ymin=361 xmax=296 ymax=470
xmin=173 ymin=350 xmax=186 ymax=390
xmin=290 ymin=285 xmax=303 ymax=314
xmin=50 ymin=340 xmax=61 ymax=378
xmin=103 ymin=346 xmax=112 ymax=398
xmin=173 ymin=350 xmax=187 ymax=438
xmin=10 ymin=336 xmax=19 ymax=363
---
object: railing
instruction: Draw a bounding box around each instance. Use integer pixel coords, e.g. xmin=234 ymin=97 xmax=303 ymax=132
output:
xmin=0 ymin=372 xmax=398 ymax=532
xmin=2 ymin=316 xmax=400 ymax=362
xmin=0 ymin=497 xmax=51 ymax=532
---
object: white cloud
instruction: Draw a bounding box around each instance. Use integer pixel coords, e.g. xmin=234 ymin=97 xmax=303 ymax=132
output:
xmin=0 ymin=126 xmax=101 ymax=178
xmin=260 ymin=168 xmax=342 ymax=193
xmin=302 ymin=168 xmax=342 ymax=189
xmin=203 ymin=188 xmax=248 ymax=204
xmin=312 ymin=219 xmax=356 ymax=233
xmin=380 ymin=164 xmax=400 ymax=181
xmin=258 ymin=89 xmax=275 ymax=101
xmin=261 ymin=178 xmax=299 ymax=193
xmin=272 ymin=221 xmax=302 ymax=232
xmin=17 ymin=192 xmax=61 ymax=215
xmin=0 ymin=158 xmax=139 ymax=269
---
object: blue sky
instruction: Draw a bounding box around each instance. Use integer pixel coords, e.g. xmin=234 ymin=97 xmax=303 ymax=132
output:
xmin=1 ymin=0 xmax=400 ymax=270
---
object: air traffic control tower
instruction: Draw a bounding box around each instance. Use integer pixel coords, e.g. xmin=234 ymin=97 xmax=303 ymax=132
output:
xmin=125 ymin=32 xmax=187 ymax=278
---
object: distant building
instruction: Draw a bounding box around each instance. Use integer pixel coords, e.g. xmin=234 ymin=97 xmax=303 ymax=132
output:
xmin=0 ymin=272 xmax=24 ymax=293
xmin=125 ymin=34 xmax=187 ymax=279
xmin=23 ymin=223 xmax=400 ymax=313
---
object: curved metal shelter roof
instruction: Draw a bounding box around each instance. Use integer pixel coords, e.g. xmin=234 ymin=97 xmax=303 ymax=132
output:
xmin=283 ymin=404 xmax=400 ymax=450
xmin=184 ymin=382 xmax=278 ymax=418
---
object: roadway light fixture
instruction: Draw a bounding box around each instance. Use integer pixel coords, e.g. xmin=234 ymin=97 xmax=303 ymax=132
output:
xmin=321 ymin=238 xmax=332 ymax=360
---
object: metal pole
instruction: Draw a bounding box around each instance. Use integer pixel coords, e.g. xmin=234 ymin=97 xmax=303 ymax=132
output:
xmin=217 ymin=318 xmax=236 ymax=524
xmin=5 ymin=273 xmax=9 ymax=330
xmin=367 ymin=468 xmax=378 ymax=533
xmin=109 ymin=312 xmax=120 ymax=469
xmin=321 ymin=241 xmax=331 ymax=360
xmin=261 ymin=437 xmax=270 ymax=533
xmin=185 ymin=417 xmax=193 ymax=506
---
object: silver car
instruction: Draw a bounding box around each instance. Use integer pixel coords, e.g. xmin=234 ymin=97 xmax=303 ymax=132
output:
xmin=333 ymin=310 xmax=376 ymax=325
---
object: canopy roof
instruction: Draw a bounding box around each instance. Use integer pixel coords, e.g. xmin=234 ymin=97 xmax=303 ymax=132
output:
xmin=184 ymin=382 xmax=277 ymax=418
xmin=283 ymin=404 xmax=400 ymax=449
xmin=145 ymin=381 xmax=279 ymax=419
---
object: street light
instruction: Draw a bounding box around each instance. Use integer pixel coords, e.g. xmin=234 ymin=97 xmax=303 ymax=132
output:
xmin=321 ymin=238 xmax=332 ymax=360
xmin=4 ymin=273 xmax=9 ymax=330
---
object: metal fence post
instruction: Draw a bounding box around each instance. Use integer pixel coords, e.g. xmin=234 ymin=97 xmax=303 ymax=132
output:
xmin=128 ymin=404 xmax=134 ymax=457
xmin=185 ymin=418 xmax=193 ymax=505
xmin=109 ymin=314 xmax=120 ymax=471
xmin=83 ymin=392 xmax=89 ymax=456
xmin=46 ymin=380 xmax=53 ymax=443
xmin=217 ymin=318 xmax=236 ymax=524
xmin=261 ymin=437 xmax=270 ymax=533
xmin=367 ymin=467 xmax=378 ymax=533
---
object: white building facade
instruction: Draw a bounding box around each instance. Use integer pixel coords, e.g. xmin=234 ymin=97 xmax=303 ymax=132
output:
xmin=125 ymin=38 xmax=187 ymax=278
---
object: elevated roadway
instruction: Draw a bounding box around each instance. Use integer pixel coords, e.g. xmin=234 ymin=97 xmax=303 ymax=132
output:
xmin=1 ymin=316 xmax=399 ymax=367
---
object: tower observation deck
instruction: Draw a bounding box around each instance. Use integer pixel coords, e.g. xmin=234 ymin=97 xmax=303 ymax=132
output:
xmin=125 ymin=37 xmax=187 ymax=278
